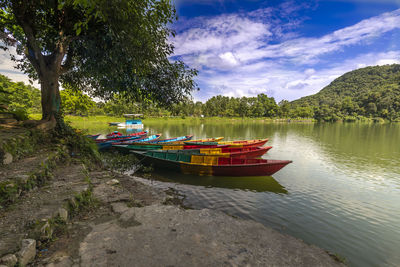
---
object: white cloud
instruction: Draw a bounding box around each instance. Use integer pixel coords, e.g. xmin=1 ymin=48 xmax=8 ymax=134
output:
xmin=172 ymin=5 xmax=400 ymax=102
xmin=174 ymin=6 xmax=400 ymax=68
xmin=376 ymin=58 xmax=400 ymax=65
xmin=304 ymin=68 xmax=316 ymax=76
xmin=0 ymin=46 xmax=40 ymax=88
xmin=218 ymin=52 xmax=239 ymax=67
xmin=192 ymin=50 xmax=400 ymax=102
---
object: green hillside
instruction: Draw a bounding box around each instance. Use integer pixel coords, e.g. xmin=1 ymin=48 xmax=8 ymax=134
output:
xmin=291 ymin=64 xmax=400 ymax=121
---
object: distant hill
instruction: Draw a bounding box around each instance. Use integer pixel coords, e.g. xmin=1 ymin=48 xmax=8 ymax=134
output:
xmin=291 ymin=64 xmax=400 ymax=121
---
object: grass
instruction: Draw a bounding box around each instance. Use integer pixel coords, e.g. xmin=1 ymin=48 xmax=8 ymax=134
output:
xmin=29 ymin=114 xmax=315 ymax=125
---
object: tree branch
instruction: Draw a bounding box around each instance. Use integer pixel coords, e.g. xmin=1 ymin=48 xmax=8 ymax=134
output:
xmin=60 ymin=48 xmax=74 ymax=74
xmin=12 ymin=2 xmax=46 ymax=76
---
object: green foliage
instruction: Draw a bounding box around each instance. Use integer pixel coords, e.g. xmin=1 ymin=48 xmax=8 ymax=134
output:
xmin=101 ymin=151 xmax=138 ymax=172
xmin=291 ymin=64 xmax=400 ymax=122
xmin=0 ymin=181 xmax=19 ymax=207
xmin=54 ymin=120 xmax=100 ymax=164
xmin=12 ymin=108 xmax=29 ymax=121
xmin=60 ymin=87 xmax=95 ymax=116
xmin=0 ymin=74 xmax=41 ymax=116
xmin=67 ymin=188 xmax=97 ymax=217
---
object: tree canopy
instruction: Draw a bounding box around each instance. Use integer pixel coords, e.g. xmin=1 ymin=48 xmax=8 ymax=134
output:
xmin=0 ymin=0 xmax=197 ymax=124
xmin=0 ymin=74 xmax=41 ymax=117
xmin=60 ymin=87 xmax=95 ymax=116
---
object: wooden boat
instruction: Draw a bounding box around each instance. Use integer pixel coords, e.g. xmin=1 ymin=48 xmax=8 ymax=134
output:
xmin=181 ymin=146 xmax=273 ymax=158
xmin=131 ymin=150 xmax=292 ymax=176
xmin=190 ymin=137 xmax=224 ymax=142
xmin=113 ymin=142 xmax=230 ymax=152
xmin=96 ymin=131 xmax=147 ymax=143
xmin=184 ymin=138 xmax=269 ymax=148
xmin=112 ymin=134 xmax=162 ymax=145
xmin=96 ymin=135 xmax=145 ymax=150
xmin=97 ymin=133 xmax=156 ymax=150
xmin=147 ymin=135 xmax=194 ymax=144
xmin=113 ymin=137 xmax=224 ymax=150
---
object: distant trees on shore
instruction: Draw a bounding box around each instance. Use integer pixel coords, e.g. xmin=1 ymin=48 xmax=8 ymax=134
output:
xmin=2 ymin=63 xmax=400 ymax=122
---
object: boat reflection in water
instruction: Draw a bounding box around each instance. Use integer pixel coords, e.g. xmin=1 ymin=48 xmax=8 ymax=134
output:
xmin=144 ymin=169 xmax=288 ymax=194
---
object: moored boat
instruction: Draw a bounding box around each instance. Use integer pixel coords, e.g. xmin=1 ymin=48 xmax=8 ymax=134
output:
xmin=96 ymin=131 xmax=147 ymax=143
xmin=113 ymin=143 xmax=230 ymax=152
xmin=112 ymin=137 xmax=225 ymax=151
xmin=131 ymin=150 xmax=291 ymax=176
xmin=147 ymin=135 xmax=193 ymax=143
xmin=112 ymin=134 xmax=162 ymax=145
xmin=86 ymin=134 xmax=100 ymax=140
xmin=96 ymin=132 xmax=151 ymax=150
xmin=184 ymin=138 xmax=269 ymax=148
xmin=182 ymin=146 xmax=272 ymax=158
xmin=190 ymin=137 xmax=224 ymax=142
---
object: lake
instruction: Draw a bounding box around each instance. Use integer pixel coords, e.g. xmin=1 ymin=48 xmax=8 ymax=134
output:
xmin=72 ymin=117 xmax=400 ymax=267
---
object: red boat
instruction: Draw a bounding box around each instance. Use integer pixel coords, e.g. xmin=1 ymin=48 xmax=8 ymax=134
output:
xmin=131 ymin=150 xmax=292 ymax=176
xmin=95 ymin=131 xmax=147 ymax=143
xmin=184 ymin=138 xmax=269 ymax=148
xmin=220 ymin=138 xmax=269 ymax=148
xmin=180 ymin=146 xmax=272 ymax=158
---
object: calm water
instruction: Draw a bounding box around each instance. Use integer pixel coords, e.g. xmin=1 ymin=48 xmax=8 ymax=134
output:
xmin=76 ymin=119 xmax=400 ymax=267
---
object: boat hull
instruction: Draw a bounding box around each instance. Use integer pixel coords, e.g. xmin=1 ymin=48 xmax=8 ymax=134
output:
xmin=132 ymin=151 xmax=291 ymax=177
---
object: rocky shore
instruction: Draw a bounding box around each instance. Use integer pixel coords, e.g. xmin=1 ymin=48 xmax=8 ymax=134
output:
xmin=0 ymin=125 xmax=344 ymax=266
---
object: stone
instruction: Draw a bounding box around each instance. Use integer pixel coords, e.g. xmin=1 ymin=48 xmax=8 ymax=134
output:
xmin=0 ymin=254 xmax=17 ymax=267
xmin=2 ymin=152 xmax=12 ymax=165
xmin=106 ymin=179 xmax=120 ymax=186
xmin=111 ymin=202 xmax=130 ymax=214
xmin=57 ymin=208 xmax=68 ymax=221
xmin=17 ymin=239 xmax=36 ymax=266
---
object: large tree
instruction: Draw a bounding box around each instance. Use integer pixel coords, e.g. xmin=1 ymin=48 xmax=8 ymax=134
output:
xmin=0 ymin=0 xmax=197 ymax=127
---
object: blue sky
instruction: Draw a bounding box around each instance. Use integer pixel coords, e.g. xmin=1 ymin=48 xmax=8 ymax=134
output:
xmin=1 ymin=0 xmax=400 ymax=103
xmin=171 ymin=0 xmax=400 ymax=102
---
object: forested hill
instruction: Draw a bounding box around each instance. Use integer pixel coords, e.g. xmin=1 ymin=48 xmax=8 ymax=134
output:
xmin=291 ymin=64 xmax=400 ymax=121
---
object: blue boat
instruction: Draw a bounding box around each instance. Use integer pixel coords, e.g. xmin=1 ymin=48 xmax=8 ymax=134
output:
xmin=97 ymin=134 xmax=149 ymax=150
xmin=147 ymin=135 xmax=193 ymax=144
xmin=111 ymin=134 xmax=162 ymax=146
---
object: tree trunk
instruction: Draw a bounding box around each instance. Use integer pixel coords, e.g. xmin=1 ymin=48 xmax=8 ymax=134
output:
xmin=39 ymin=70 xmax=61 ymax=129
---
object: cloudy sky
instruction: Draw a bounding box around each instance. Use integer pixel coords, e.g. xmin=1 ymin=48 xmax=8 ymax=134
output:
xmin=171 ymin=0 xmax=400 ymax=102
xmin=1 ymin=0 xmax=400 ymax=102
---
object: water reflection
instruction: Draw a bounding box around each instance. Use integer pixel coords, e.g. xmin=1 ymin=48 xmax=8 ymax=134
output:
xmin=148 ymin=169 xmax=288 ymax=194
